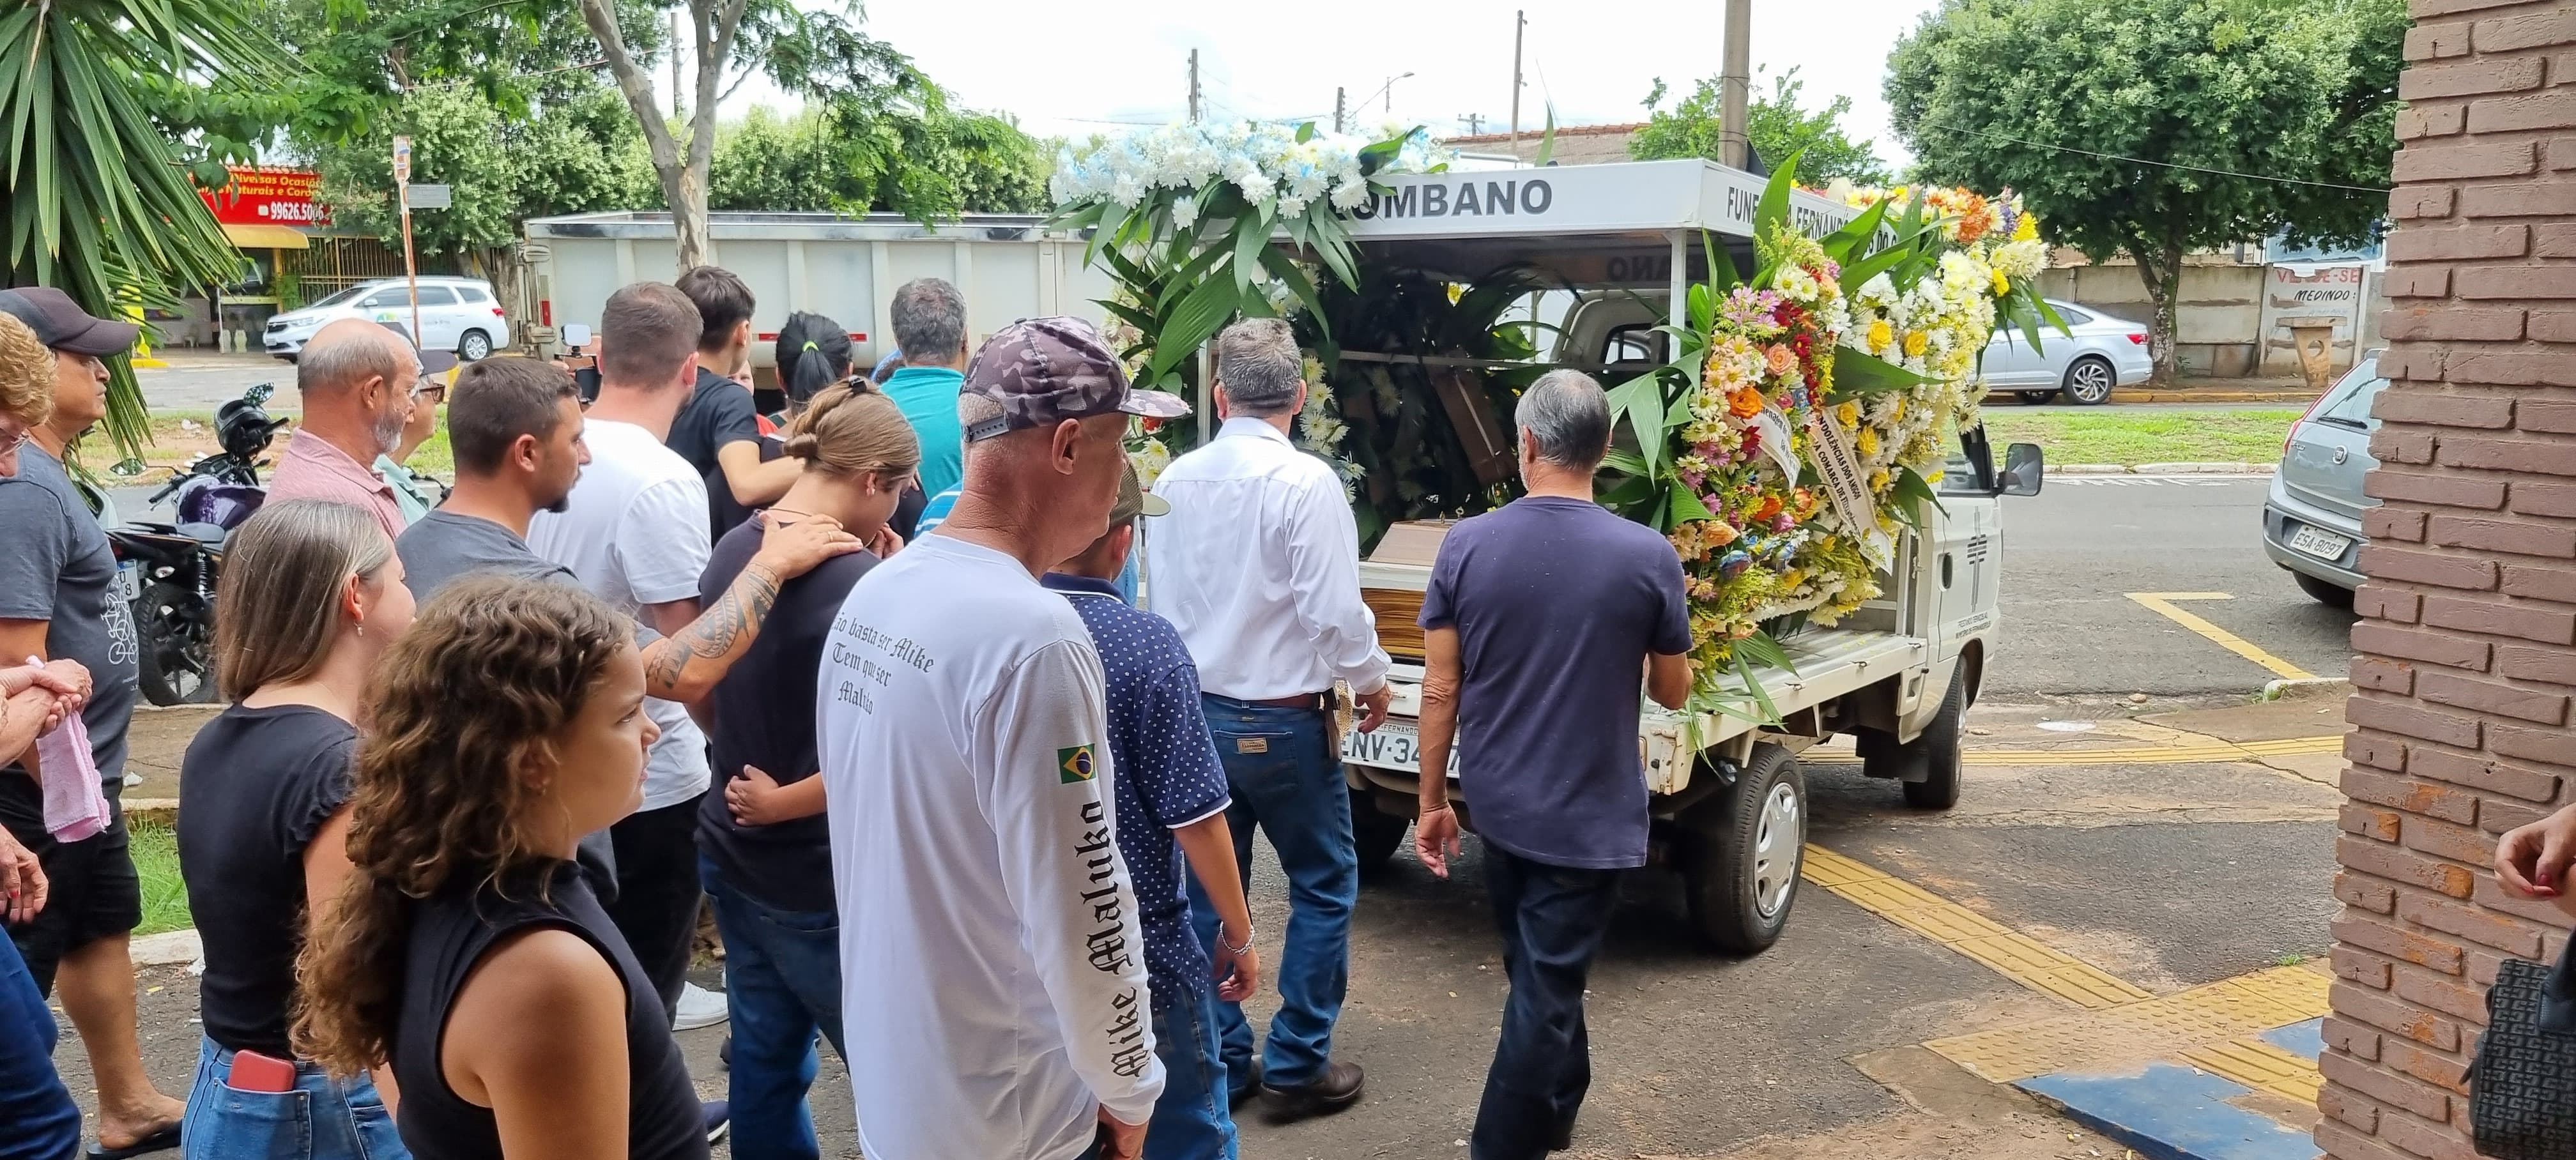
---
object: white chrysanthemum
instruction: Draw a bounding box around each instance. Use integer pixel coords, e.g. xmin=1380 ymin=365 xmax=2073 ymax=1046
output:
xmin=1130 ymin=440 xmax=1173 ymax=488
xmin=1774 ymin=265 xmax=1821 ymax=302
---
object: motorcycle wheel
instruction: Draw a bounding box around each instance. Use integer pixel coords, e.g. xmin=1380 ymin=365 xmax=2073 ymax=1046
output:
xmin=134 ymin=581 xmax=218 ymax=706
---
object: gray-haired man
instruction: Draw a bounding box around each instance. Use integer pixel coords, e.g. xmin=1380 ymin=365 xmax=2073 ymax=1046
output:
xmin=1413 ymin=370 xmax=1692 ymax=1159
xmin=879 ymin=277 xmax=970 ymax=500
xmin=1146 ymin=317 xmax=1392 ymax=1119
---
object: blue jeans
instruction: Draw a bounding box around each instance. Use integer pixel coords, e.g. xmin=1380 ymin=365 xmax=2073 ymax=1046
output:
xmin=1142 ymin=983 xmax=1236 ymax=1160
xmin=1469 ymin=848 xmax=1622 ymax=1160
xmin=181 ymin=1036 xmax=406 ymax=1160
xmin=1186 ymin=697 xmax=1354 ymax=1091
xmin=702 ymin=856 xmax=844 ymax=1160
xmin=0 ymin=933 xmax=79 ymax=1160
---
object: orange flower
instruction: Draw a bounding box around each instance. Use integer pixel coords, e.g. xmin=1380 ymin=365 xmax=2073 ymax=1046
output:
xmin=1752 ymin=494 xmax=1783 ymax=521
xmin=1728 ymin=385 xmax=1765 ymax=418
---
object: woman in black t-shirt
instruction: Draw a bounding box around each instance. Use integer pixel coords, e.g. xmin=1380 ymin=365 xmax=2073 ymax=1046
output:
xmin=294 ymin=576 xmax=704 ymax=1160
xmin=176 ymin=499 xmax=418 ymax=1159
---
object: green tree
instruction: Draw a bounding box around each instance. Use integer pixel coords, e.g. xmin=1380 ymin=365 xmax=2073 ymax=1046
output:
xmin=1886 ymin=0 xmax=2402 ymax=383
xmin=0 ymin=0 xmax=289 ymax=457
xmin=708 ymin=103 xmax=1052 ymax=216
xmin=1631 ymin=66 xmax=1894 ymax=185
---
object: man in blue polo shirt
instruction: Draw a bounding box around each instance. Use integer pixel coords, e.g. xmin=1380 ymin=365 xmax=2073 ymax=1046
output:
xmin=1043 ymin=461 xmax=1262 ymax=1159
xmin=878 ymin=279 xmax=969 ymax=500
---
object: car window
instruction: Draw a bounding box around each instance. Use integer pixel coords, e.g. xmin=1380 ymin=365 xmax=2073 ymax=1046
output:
xmin=457 ymin=286 xmax=488 ymax=303
xmin=1603 ymin=324 xmax=1658 ymax=364
xmin=309 ymin=286 xmax=368 ymax=309
xmin=415 ymin=286 xmax=457 ymax=306
xmin=2050 ymin=304 xmax=2094 ymax=326
xmin=360 ymin=287 xmax=410 ymax=309
xmin=2315 ymin=358 xmax=2384 ymax=431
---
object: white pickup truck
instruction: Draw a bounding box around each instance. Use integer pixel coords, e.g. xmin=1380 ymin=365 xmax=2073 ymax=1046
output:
xmin=1321 ymin=159 xmax=2046 ymax=954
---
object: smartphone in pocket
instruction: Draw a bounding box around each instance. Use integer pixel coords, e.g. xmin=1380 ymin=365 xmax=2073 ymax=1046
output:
xmin=226 ymin=1049 xmax=298 ymax=1094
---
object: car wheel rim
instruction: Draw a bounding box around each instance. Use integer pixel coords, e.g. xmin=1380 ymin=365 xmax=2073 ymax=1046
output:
xmin=1751 ymin=779 xmax=1802 ymax=919
xmin=2071 ymin=362 xmax=2111 ymax=401
xmin=463 ymin=335 xmax=488 ymax=359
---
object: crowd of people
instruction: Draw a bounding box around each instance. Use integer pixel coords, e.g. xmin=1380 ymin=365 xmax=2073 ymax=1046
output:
xmin=0 ymin=269 xmax=1718 ymax=1160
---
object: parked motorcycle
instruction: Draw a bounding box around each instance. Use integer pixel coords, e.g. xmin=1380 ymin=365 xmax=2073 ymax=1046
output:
xmin=111 ymin=385 xmax=287 ymax=705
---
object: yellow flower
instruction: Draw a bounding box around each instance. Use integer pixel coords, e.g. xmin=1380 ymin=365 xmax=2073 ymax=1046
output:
xmin=1857 ymin=428 xmax=1880 ymax=457
xmin=2012 ymin=212 xmax=2039 ymax=243
xmin=1903 ymin=330 xmax=1928 ymax=358
xmin=1869 ymin=468 xmax=1889 ymax=491
xmin=1991 ymin=268 xmax=2010 ymax=296
xmin=1865 ymin=318 xmax=1892 ymax=355
xmin=1836 ymin=401 xmax=1860 ymax=428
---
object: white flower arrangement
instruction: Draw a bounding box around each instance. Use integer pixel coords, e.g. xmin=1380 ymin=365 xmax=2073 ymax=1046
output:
xmin=1052 ymin=121 xmax=1453 ymax=225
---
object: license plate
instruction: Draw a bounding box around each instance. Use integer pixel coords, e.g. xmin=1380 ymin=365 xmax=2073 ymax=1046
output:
xmin=112 ymin=562 xmax=142 ymax=604
xmin=2287 ymin=524 xmax=2352 ymax=561
xmin=1339 ymin=720 xmax=1459 ymax=776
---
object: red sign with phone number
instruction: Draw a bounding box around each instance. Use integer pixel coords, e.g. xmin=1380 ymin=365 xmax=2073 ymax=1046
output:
xmin=197 ymin=167 xmax=332 ymax=227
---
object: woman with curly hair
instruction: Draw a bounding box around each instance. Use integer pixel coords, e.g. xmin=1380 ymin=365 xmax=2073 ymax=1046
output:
xmin=294 ymin=576 xmax=704 ymax=1160
xmin=176 ymin=499 xmax=416 ymax=1159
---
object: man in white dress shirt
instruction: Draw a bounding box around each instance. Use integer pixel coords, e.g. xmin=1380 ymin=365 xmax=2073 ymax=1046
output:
xmin=1145 ymin=317 xmax=1393 ymax=1120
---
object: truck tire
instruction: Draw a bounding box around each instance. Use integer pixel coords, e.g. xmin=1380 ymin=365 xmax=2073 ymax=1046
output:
xmin=1350 ymin=786 xmax=1410 ymax=878
xmin=1901 ymin=668 xmax=1968 ymax=810
xmin=1678 ymin=742 xmax=1804 ymax=954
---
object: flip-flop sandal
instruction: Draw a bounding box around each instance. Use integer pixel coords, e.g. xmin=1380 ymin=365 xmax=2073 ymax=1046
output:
xmin=86 ymin=1123 xmax=181 ymax=1159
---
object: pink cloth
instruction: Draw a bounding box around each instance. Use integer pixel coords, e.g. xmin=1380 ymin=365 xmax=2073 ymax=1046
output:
xmin=267 ymin=429 xmax=406 ymax=542
xmin=35 ymin=698 xmax=105 ymax=842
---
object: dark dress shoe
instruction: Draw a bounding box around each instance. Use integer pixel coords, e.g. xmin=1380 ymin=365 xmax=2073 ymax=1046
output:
xmin=1229 ymin=1058 xmax=1264 ymax=1110
xmin=1261 ymin=1060 xmax=1365 ymax=1121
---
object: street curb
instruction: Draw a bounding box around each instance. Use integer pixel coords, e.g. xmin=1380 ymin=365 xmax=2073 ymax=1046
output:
xmin=1987 ymin=390 xmax=2319 ymax=406
xmin=2054 ymin=463 xmax=2276 ymax=475
xmin=124 ymin=798 xmax=179 ymax=827
xmin=130 ymin=928 xmax=202 ymax=968
xmin=2262 ymin=676 xmax=2351 ymax=702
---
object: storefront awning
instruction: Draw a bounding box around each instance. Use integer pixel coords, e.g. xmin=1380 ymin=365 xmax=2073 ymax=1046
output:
xmin=222 ymin=223 xmax=309 ymax=250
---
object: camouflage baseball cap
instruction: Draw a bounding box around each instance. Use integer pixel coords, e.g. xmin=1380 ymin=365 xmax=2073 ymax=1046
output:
xmin=959 ymin=316 xmax=1189 ymax=442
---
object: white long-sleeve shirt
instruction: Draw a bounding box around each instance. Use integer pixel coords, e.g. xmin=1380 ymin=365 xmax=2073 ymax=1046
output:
xmin=817 ymin=533 xmax=1163 ymax=1159
xmin=1146 ymin=417 xmax=1392 ymax=700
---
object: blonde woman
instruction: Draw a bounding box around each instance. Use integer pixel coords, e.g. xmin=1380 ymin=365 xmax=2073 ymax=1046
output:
xmin=296 ymin=577 xmax=700 ymax=1160
xmin=177 ymin=500 xmax=417 ymax=1159
xmin=694 ymin=381 xmax=916 ymax=1159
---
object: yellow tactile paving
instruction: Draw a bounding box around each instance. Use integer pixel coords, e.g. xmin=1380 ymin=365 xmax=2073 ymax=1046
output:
xmin=2181 ymin=1037 xmax=2324 ymax=1104
xmin=1799 ymin=845 xmax=2152 ymax=1010
xmin=1922 ymin=965 xmax=2334 ymax=1083
xmin=1803 ymin=735 xmax=2342 ymax=767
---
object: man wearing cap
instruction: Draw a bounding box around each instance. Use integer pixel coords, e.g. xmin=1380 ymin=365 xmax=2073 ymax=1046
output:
xmin=817 ymin=317 xmax=1187 ymax=1160
xmin=268 ymin=317 xmax=448 ymax=542
xmin=1146 ymin=316 xmax=1392 ymax=1119
xmin=0 ymin=287 xmax=188 ymax=1157
xmin=1043 ymin=462 xmax=1261 ymax=1159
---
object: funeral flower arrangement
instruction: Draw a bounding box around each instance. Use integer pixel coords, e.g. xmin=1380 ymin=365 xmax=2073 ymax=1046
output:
xmin=1603 ymin=156 xmax=2057 ymax=696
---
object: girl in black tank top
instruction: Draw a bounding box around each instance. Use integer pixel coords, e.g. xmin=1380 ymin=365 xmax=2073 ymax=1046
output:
xmin=290 ymin=576 xmax=704 ymax=1160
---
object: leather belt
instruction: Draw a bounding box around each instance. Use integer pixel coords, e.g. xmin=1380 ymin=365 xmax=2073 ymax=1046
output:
xmin=1238 ymin=692 xmax=1330 ymax=712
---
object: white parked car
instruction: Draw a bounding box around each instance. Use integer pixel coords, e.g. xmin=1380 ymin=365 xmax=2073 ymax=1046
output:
xmin=1986 ymin=298 xmax=2155 ymax=405
xmin=264 ymin=276 xmax=512 ymax=362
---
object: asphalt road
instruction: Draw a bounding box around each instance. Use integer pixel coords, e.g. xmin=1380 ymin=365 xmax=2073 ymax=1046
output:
xmin=1995 ymin=475 xmax=2356 ymax=701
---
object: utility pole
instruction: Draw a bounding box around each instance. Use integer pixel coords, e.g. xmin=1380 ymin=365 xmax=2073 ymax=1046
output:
xmin=1462 ymin=113 xmax=1485 ymax=135
xmin=1334 ymin=87 xmax=1346 ymax=134
xmin=669 ymin=11 xmax=684 ymax=119
xmin=1508 ymin=9 xmax=1526 ymax=152
xmin=1188 ymin=49 xmax=1202 ymax=121
xmin=1718 ymin=0 xmax=1751 ymax=169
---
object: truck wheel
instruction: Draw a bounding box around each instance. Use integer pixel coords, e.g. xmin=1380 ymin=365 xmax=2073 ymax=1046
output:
xmin=1678 ymin=742 xmax=1804 ymax=954
xmin=1901 ymin=668 xmax=1968 ymax=811
xmin=1350 ymin=786 xmax=1410 ymax=878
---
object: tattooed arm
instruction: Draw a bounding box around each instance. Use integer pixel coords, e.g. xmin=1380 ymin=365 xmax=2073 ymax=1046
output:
xmin=641 ymin=514 xmax=862 ymax=703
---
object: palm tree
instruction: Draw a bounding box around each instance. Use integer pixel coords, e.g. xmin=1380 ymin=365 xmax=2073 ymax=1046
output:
xmin=0 ymin=0 xmax=288 ymax=457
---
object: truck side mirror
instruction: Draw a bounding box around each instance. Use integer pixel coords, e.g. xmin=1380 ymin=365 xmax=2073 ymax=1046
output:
xmin=1998 ymin=442 xmax=2044 ymax=497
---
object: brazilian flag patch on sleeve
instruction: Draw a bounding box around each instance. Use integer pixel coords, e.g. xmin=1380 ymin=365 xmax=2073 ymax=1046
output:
xmin=1057 ymin=744 xmax=1098 ymax=784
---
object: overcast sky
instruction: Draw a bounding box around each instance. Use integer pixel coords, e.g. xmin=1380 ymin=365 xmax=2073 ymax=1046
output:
xmin=717 ymin=1 xmax=1939 ymax=167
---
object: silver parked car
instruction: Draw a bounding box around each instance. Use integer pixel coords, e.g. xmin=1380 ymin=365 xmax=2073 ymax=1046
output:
xmin=1989 ymin=298 xmax=2156 ymax=406
xmin=264 ymin=275 xmax=512 ymax=362
xmin=2263 ymin=353 xmax=2385 ymax=606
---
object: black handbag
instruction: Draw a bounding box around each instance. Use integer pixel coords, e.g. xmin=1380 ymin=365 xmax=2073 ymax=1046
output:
xmin=2472 ymin=947 xmax=2576 ymax=1159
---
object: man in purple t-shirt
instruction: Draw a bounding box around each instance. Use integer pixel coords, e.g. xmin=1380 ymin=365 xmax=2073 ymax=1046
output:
xmin=1413 ymin=369 xmax=1692 ymax=1160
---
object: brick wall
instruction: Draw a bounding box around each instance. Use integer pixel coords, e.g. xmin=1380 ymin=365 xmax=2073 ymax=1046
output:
xmin=2325 ymin=2 xmax=2576 ymax=1157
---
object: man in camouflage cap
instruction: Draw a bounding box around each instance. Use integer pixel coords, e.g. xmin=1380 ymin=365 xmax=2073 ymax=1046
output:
xmin=815 ymin=315 xmax=1188 ymax=1160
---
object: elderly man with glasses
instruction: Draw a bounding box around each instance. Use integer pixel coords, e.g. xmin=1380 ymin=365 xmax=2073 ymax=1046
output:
xmin=267 ymin=319 xmax=456 ymax=540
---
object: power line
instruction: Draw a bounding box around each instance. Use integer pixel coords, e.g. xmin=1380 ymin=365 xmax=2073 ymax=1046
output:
xmin=1913 ymin=119 xmax=2390 ymax=194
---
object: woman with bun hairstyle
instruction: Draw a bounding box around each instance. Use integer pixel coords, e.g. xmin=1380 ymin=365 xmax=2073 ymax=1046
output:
xmin=293 ymin=577 xmax=703 ymax=1160
xmin=693 ymin=381 xmax=917 ymax=1160
xmin=770 ymin=312 xmax=853 ymax=423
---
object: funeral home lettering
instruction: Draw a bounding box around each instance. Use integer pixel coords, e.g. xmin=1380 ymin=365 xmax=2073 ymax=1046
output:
xmin=1354 ymin=178 xmax=1554 ymax=220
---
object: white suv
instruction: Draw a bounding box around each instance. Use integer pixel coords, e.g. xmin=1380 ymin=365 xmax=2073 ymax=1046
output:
xmin=264 ymin=276 xmax=512 ymax=362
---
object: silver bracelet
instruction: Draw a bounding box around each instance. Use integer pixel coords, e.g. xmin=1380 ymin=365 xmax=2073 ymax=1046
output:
xmin=1218 ymin=920 xmax=1256 ymax=956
